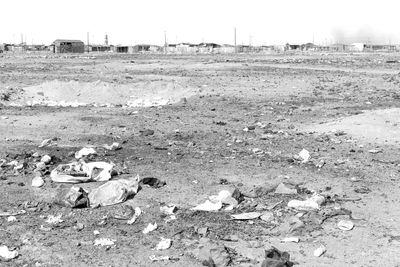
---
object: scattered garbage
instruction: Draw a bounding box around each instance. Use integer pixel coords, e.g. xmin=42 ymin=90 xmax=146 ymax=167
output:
xmin=231 ymin=212 xmax=261 ymax=220
xmin=127 ymin=207 xmax=142 ymax=225
xmin=149 ymin=255 xmax=170 ymax=262
xmin=50 ymin=161 xmax=115 ymax=183
xmin=261 ymin=247 xmax=294 ymax=267
xmin=313 ymin=245 xmax=326 ymax=257
xmin=139 ymin=177 xmax=166 ymax=188
xmin=143 ymin=223 xmax=158 ymax=234
xmin=298 ymin=149 xmax=311 ymax=163
xmin=0 ymin=245 xmax=18 ymax=260
xmin=94 ymin=238 xmax=115 ymax=246
xmin=337 ymin=220 xmax=354 ymax=231
xmin=155 ymin=237 xmax=172 ymax=250
xmin=7 ymin=216 xmax=17 ymax=222
xmin=46 ymin=214 xmax=63 ymax=224
xmin=288 ymin=194 xmax=325 ymax=210
xmin=39 ymin=138 xmax=56 ymax=148
xmin=103 ymin=142 xmax=122 ymax=151
xmin=75 ymin=147 xmax=97 ymax=159
xmin=31 ymin=176 xmax=45 ymax=187
xmin=86 ymin=162 xmax=115 ymax=181
xmin=368 ymin=149 xmax=382 ymax=154
xmin=89 ymin=178 xmax=140 ymax=207
xmin=192 ymin=189 xmax=242 ymax=211
xmin=192 ymin=200 xmax=223 ymax=211
xmin=281 ymin=237 xmax=299 ymax=243
xmin=60 ymin=186 xmax=89 ymax=208
xmin=160 ymin=204 xmax=177 ymax=215
xmin=274 ymin=183 xmax=297 ymax=195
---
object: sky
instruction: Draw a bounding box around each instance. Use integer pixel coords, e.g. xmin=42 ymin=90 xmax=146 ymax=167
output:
xmin=0 ymin=0 xmax=399 ymax=46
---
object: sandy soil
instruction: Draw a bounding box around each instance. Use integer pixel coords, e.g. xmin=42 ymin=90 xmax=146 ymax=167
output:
xmin=1 ymin=52 xmax=400 ymax=266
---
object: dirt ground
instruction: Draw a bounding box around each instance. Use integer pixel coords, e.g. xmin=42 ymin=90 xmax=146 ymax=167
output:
xmin=1 ymin=52 xmax=400 ymax=266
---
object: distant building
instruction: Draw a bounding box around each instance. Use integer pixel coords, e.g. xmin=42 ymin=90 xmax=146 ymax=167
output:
xmin=329 ymin=43 xmax=348 ymax=52
xmin=364 ymin=44 xmax=397 ymax=52
xmin=218 ymin=44 xmax=235 ymax=54
xmin=51 ymin=39 xmax=85 ymax=53
xmin=89 ymin=45 xmax=111 ymax=52
xmin=133 ymin=44 xmax=162 ymax=53
xmin=114 ymin=45 xmax=135 ymax=53
xmin=301 ymin=43 xmax=317 ymax=51
xmin=165 ymin=44 xmax=177 ymax=53
xmin=176 ymin=43 xmax=198 ymax=53
xmin=237 ymin=45 xmax=251 ymax=53
xmin=348 ymin=43 xmax=365 ymax=52
xmin=198 ymin=43 xmax=221 ymax=53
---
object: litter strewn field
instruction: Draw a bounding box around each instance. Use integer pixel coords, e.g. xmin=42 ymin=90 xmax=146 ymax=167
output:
xmin=1 ymin=52 xmax=400 ymax=266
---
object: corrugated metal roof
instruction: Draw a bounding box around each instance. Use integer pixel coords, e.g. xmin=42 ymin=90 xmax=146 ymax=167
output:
xmin=52 ymin=39 xmax=84 ymax=44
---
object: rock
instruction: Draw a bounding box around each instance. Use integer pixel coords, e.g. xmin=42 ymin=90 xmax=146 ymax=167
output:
xmin=139 ymin=129 xmax=155 ymax=136
xmin=196 ymin=227 xmax=208 ymax=236
xmin=155 ymin=238 xmax=172 ymax=250
xmin=337 ymin=220 xmax=354 ymax=231
xmin=112 ymin=205 xmax=134 ymax=220
xmin=94 ymin=238 xmax=115 ymax=246
xmin=40 ymin=155 xmax=51 ymax=164
xmin=191 ymin=238 xmax=231 ymax=267
xmin=298 ymin=149 xmax=311 ymax=163
xmin=261 ymin=247 xmax=294 ymax=267
xmin=75 ymin=223 xmax=85 ymax=231
xmin=31 ymin=176 xmax=45 ymax=187
xmin=143 ymin=223 xmax=158 ymax=234
xmin=35 ymin=162 xmax=46 ymax=171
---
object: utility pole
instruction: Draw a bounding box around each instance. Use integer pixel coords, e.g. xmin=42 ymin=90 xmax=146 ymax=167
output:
xmin=87 ymin=32 xmax=90 ymax=53
xmin=234 ymin=27 xmax=237 ymax=53
xmin=164 ymin=31 xmax=167 ymax=54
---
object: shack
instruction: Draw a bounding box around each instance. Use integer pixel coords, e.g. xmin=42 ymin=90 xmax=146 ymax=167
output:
xmin=51 ymin=39 xmax=85 ymax=53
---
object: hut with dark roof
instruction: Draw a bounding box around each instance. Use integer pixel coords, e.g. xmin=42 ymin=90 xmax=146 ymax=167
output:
xmin=51 ymin=39 xmax=85 ymax=53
